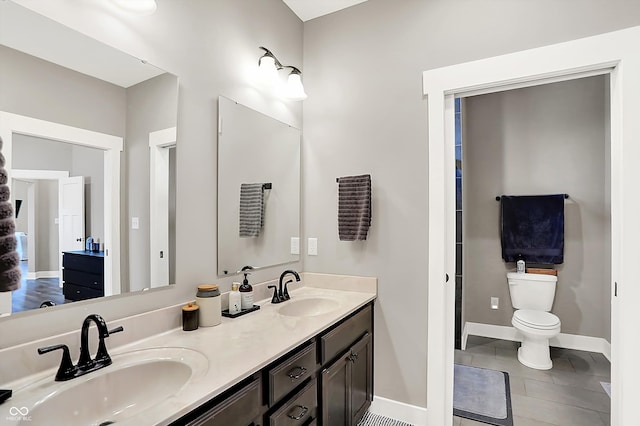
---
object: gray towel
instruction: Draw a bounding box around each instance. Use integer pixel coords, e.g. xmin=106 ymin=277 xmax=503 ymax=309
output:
xmin=0 ymin=136 xmax=21 ymax=292
xmin=338 ymin=174 xmax=371 ymax=241
xmin=239 ymin=183 xmax=265 ymax=238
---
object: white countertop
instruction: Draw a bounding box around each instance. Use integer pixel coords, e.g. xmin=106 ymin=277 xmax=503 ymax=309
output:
xmin=4 ymin=283 xmax=376 ymax=425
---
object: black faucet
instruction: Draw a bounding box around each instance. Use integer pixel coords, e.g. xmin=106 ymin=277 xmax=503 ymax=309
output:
xmin=278 ymin=270 xmax=300 ymax=302
xmin=38 ymin=314 xmax=123 ymax=381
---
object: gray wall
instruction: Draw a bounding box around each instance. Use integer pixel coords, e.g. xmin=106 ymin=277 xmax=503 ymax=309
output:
xmin=302 ymin=0 xmax=639 ymax=408
xmin=463 ymin=77 xmax=611 ymax=340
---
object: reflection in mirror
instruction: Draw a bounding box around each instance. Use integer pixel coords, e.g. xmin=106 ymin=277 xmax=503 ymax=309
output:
xmin=0 ymin=1 xmax=178 ymax=315
xmin=217 ymin=97 xmax=300 ymax=276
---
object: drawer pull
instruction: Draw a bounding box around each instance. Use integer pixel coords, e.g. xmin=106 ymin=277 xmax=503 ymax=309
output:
xmin=287 ymin=366 xmax=307 ymax=380
xmin=348 ymin=353 xmax=358 ymax=363
xmin=286 ymin=404 xmax=308 ymax=420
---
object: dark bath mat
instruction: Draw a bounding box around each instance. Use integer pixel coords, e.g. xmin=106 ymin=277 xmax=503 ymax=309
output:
xmin=453 ymin=364 xmax=513 ymax=426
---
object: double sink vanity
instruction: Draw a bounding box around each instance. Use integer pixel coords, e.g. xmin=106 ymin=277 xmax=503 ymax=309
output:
xmin=1 ymin=274 xmax=376 ymax=425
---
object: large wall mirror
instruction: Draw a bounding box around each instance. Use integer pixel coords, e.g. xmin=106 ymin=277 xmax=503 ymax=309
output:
xmin=0 ymin=1 xmax=178 ymax=316
xmin=217 ymin=96 xmax=300 ymax=276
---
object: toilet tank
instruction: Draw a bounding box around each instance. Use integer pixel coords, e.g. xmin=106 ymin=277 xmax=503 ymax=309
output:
xmin=507 ymin=272 xmax=558 ymax=311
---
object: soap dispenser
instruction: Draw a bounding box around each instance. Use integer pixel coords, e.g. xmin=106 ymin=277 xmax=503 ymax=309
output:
xmin=239 ymin=271 xmax=254 ymax=310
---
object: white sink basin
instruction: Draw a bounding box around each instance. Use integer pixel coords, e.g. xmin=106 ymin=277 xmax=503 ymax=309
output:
xmin=11 ymin=347 xmax=208 ymax=425
xmin=278 ymin=297 xmax=340 ymax=317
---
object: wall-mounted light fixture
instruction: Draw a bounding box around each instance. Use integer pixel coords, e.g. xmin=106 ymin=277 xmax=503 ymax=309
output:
xmin=110 ymin=0 xmax=157 ymax=15
xmin=258 ymin=46 xmax=307 ymax=101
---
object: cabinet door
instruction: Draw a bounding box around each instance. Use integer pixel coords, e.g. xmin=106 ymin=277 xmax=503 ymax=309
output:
xmin=320 ymin=332 xmax=373 ymax=426
xmin=348 ymin=333 xmax=372 ymax=425
xmin=320 ymin=356 xmax=348 ymax=426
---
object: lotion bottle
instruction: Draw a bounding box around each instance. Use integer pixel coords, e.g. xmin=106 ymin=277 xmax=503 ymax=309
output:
xmin=229 ymin=282 xmax=242 ymax=314
xmin=239 ymin=272 xmax=254 ymax=310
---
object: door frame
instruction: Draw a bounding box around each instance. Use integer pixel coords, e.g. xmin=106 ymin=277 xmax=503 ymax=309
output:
xmin=149 ymin=126 xmax=176 ymax=288
xmin=0 ymin=111 xmax=123 ymax=311
xmin=423 ymin=26 xmax=640 ymax=425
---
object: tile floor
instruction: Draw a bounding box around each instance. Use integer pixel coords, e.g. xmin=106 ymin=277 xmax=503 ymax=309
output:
xmin=453 ymin=336 xmax=611 ymax=426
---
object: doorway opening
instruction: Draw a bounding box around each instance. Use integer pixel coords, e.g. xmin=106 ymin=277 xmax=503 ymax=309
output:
xmin=424 ymin=26 xmax=640 ymax=426
xmin=452 ymin=76 xmax=612 ymax=425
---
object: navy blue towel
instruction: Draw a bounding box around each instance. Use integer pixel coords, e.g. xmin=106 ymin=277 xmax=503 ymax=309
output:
xmin=500 ymin=194 xmax=565 ymax=264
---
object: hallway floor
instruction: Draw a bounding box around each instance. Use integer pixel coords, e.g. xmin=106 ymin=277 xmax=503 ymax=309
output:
xmin=454 ymin=336 xmax=611 ymax=426
xmin=11 ymin=261 xmax=65 ymax=313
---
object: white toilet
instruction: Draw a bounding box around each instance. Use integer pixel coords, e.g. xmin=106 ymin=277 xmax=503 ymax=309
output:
xmin=507 ymin=272 xmax=561 ymax=370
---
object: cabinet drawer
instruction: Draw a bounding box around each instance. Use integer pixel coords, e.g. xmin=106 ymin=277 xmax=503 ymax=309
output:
xmin=269 ymin=379 xmax=316 ymax=426
xmin=63 ymin=269 xmax=103 ymax=289
xmin=320 ymin=305 xmax=372 ymax=364
xmin=63 ymin=283 xmax=103 ymax=301
xmin=268 ymin=341 xmax=316 ymax=405
xmin=63 ymin=253 xmax=103 ymax=274
xmin=189 ymin=377 xmax=262 ymax=426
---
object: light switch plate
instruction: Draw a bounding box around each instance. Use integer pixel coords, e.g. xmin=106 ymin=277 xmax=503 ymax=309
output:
xmin=308 ymin=238 xmax=318 ymax=256
xmin=132 ymin=217 xmax=139 ymax=229
xmin=290 ymin=237 xmax=300 ymax=255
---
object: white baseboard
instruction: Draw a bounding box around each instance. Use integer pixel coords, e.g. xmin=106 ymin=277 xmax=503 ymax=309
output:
xmin=463 ymin=322 xmax=612 ymax=361
xmin=369 ymin=395 xmax=427 ymax=425
xmin=35 ymin=271 xmax=59 ymax=279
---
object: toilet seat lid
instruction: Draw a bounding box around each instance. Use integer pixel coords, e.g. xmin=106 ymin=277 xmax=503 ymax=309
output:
xmin=514 ymin=309 xmax=560 ymax=329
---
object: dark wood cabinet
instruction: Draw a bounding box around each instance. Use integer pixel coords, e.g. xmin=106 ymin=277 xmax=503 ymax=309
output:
xmin=170 ymin=302 xmax=374 ymax=426
xmin=180 ymin=376 xmax=263 ymax=426
xmin=62 ymin=251 xmax=104 ymax=301
xmin=321 ymin=333 xmax=372 ymax=426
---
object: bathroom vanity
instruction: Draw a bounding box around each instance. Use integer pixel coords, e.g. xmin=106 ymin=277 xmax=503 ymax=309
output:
xmin=1 ymin=276 xmax=376 ymax=426
xmin=172 ymin=303 xmax=373 ymax=426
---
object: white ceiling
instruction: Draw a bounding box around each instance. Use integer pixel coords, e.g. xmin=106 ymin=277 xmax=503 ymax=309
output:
xmin=282 ymin=0 xmax=368 ymax=21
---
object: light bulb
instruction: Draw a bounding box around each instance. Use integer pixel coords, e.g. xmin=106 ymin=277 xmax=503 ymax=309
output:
xmin=258 ymin=56 xmax=279 ymax=87
xmin=283 ymin=72 xmax=307 ymax=101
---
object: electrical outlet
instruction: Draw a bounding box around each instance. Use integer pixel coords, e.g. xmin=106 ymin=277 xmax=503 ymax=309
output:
xmin=290 ymin=237 xmax=300 ymax=255
xmin=491 ymin=297 xmax=499 ymax=310
xmin=308 ymin=238 xmax=318 ymax=256
xmin=132 ymin=217 xmax=139 ymax=229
